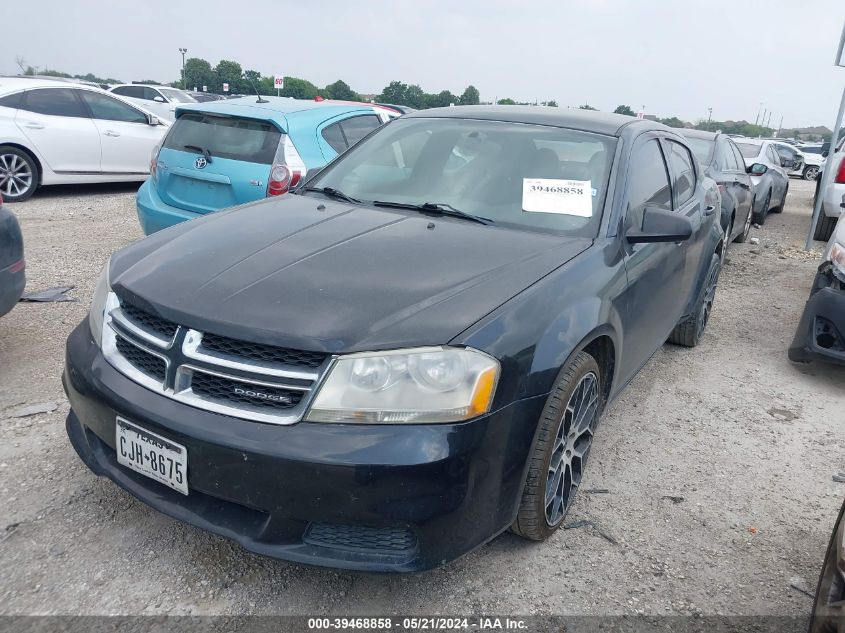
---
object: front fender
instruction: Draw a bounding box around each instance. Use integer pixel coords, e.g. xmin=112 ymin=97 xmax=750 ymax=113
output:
xmin=455 ymin=244 xmax=625 ymax=406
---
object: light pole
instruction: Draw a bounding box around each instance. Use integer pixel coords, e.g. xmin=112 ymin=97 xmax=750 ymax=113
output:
xmin=755 ymin=102 xmax=763 ymax=126
xmin=178 ymin=48 xmax=188 ymax=90
xmin=707 ymin=107 xmax=712 ymax=124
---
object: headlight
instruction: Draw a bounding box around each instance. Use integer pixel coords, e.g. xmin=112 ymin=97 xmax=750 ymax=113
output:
xmin=305 ymin=346 xmax=499 ymax=424
xmin=88 ymin=260 xmax=114 ymax=347
xmin=829 ymin=242 xmax=845 ymax=283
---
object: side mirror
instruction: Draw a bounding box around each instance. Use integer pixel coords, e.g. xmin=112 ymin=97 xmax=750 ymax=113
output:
xmin=747 ymin=163 xmax=768 ymax=176
xmin=153 ymin=96 xmax=166 ymax=103
xmin=626 ymin=206 xmax=694 ymax=244
xmin=146 ymin=114 xmax=160 ymax=126
xmin=822 ymin=151 xmax=830 ymax=158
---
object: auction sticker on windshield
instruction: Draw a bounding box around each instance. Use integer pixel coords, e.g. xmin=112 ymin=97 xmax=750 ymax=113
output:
xmin=522 ymin=178 xmax=592 ymax=217
xmin=116 ymin=417 xmax=188 ymax=495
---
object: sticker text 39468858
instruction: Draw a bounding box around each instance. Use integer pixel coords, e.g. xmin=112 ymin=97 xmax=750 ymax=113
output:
xmin=522 ymin=178 xmax=593 ymax=217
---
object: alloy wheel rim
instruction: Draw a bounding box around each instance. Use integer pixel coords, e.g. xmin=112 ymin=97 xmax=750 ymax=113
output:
xmin=544 ymin=372 xmax=599 ymax=527
xmin=0 ymin=154 xmax=33 ymax=198
xmin=806 ymin=167 xmax=818 ymax=180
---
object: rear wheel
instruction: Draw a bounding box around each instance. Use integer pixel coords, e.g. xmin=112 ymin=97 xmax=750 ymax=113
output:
xmin=734 ymin=199 xmax=754 ymax=243
xmin=511 ymin=352 xmax=601 ymax=541
xmin=668 ymin=253 xmax=721 ymax=348
xmin=814 ymin=213 xmax=837 ymax=242
xmin=0 ymin=146 xmax=38 ymax=202
xmin=755 ymin=190 xmax=771 ymax=225
xmin=803 ymin=165 xmax=819 ymax=181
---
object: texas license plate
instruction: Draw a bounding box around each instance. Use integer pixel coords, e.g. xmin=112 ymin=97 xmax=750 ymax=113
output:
xmin=115 ymin=417 xmax=188 ymax=495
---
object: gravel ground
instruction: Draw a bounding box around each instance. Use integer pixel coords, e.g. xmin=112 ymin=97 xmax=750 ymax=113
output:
xmin=0 ymin=178 xmax=843 ymax=617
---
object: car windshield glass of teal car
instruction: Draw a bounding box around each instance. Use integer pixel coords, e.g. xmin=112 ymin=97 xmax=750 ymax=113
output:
xmin=163 ymin=113 xmax=281 ymax=163
xmin=307 ymin=118 xmax=616 ymax=236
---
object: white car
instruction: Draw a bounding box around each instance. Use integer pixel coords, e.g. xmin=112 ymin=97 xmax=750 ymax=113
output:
xmin=813 ymin=136 xmax=845 ymax=241
xmin=795 ymin=143 xmax=825 ymax=181
xmin=109 ymin=84 xmax=196 ymax=122
xmin=0 ymin=77 xmax=168 ymax=202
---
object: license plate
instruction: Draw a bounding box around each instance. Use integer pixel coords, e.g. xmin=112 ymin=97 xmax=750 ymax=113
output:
xmin=116 ymin=417 xmax=188 ymax=495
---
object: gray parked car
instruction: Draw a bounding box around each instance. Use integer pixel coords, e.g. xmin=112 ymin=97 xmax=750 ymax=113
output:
xmin=734 ymin=139 xmax=792 ymax=225
xmin=680 ymin=129 xmax=755 ymax=247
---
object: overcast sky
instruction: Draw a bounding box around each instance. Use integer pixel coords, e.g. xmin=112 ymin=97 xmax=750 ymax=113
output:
xmin=4 ymin=0 xmax=845 ymax=128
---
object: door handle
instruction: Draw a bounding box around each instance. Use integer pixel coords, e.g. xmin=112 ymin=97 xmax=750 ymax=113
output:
xmin=23 ymin=122 xmax=45 ymax=129
xmin=704 ymin=205 xmax=716 ymax=216
xmin=103 ymin=130 xmax=120 ymax=137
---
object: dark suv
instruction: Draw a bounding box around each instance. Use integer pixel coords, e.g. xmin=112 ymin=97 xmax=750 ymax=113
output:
xmin=64 ymin=107 xmax=724 ymax=571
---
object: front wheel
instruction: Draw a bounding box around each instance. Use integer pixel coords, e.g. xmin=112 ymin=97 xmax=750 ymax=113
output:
xmin=668 ymin=253 xmax=721 ymax=348
xmin=511 ymin=351 xmax=601 ymax=541
xmin=803 ymin=165 xmax=820 ymax=181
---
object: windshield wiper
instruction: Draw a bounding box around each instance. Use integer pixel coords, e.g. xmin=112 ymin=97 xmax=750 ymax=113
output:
xmin=184 ymin=144 xmax=212 ymax=163
xmin=300 ymin=186 xmax=361 ymax=204
xmin=372 ymin=201 xmax=494 ymax=226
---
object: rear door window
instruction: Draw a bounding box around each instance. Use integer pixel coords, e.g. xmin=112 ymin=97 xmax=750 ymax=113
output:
xmin=163 ymin=113 xmax=282 ymax=164
xmin=112 ymin=85 xmax=144 ymax=99
xmin=339 ymin=114 xmax=382 ymax=147
xmin=20 ymin=88 xmax=88 ymax=118
xmin=666 ymin=141 xmax=696 ymax=206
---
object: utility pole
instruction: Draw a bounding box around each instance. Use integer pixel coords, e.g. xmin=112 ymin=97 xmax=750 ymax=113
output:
xmin=766 ymin=111 xmax=773 ymax=128
xmin=707 ymin=107 xmax=712 ymax=124
xmin=777 ymin=115 xmax=783 ymax=137
xmin=755 ymin=102 xmax=763 ymax=126
xmin=179 ymin=47 xmax=188 ymax=90
xmin=806 ymin=19 xmax=845 ymax=249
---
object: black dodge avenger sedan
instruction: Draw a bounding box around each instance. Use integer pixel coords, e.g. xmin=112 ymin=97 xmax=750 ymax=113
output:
xmin=63 ymin=106 xmax=724 ymax=571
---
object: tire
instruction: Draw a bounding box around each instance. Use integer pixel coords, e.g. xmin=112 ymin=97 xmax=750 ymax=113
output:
xmin=803 ymin=165 xmax=819 ymax=181
xmin=511 ymin=351 xmax=601 ymax=541
xmin=754 ymin=190 xmax=771 ymax=225
xmin=734 ymin=198 xmax=754 ymax=243
xmin=721 ymin=217 xmax=733 ymax=263
xmin=814 ymin=213 xmax=837 ymax=242
xmin=0 ymin=146 xmax=38 ymax=202
xmin=771 ymin=184 xmax=787 ymax=213
xmin=668 ymin=253 xmax=721 ymax=348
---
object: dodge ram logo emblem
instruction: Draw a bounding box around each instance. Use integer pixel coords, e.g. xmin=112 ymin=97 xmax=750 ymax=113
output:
xmin=194 ymin=157 xmax=207 ymax=169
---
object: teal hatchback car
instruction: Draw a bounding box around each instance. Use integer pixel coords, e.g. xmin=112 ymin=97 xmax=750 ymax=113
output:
xmin=136 ymin=97 xmax=397 ymax=234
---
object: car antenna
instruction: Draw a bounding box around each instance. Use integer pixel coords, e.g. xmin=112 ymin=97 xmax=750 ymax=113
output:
xmin=244 ymin=75 xmax=269 ymax=103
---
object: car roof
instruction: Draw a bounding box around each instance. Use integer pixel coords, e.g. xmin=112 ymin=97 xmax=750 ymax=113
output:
xmin=0 ymin=76 xmax=96 ymax=94
xmin=677 ymin=128 xmax=719 ymax=141
xmin=734 ymin=137 xmax=765 ymax=146
xmin=401 ymin=105 xmax=658 ymax=137
xmin=112 ymin=84 xmax=175 ymax=90
xmin=174 ymin=96 xmax=382 ymax=128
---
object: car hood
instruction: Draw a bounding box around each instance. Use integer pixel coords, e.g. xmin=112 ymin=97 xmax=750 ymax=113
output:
xmin=111 ymin=196 xmax=591 ymax=353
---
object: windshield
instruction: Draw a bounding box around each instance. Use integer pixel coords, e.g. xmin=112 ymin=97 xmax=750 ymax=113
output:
xmin=735 ymin=142 xmax=762 ymax=159
xmin=685 ymin=137 xmax=714 ymax=165
xmin=160 ymin=89 xmax=196 ymax=104
xmin=308 ymin=118 xmax=616 ymax=237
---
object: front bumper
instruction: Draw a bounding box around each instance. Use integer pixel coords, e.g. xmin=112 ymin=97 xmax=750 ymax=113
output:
xmin=63 ymin=322 xmax=546 ymax=571
xmin=788 ymin=268 xmax=845 ymax=366
xmin=136 ymin=179 xmax=203 ymax=235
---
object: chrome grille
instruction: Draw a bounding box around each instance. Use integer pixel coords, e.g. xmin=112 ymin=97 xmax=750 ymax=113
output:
xmin=102 ymin=293 xmax=330 ymax=425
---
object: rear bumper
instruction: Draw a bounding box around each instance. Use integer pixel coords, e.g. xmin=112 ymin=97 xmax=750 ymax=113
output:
xmin=136 ymin=180 xmax=203 ymax=235
xmin=788 ymin=269 xmax=845 ymax=366
xmin=822 ymin=181 xmax=845 ymax=219
xmin=0 ymin=261 xmax=25 ymax=317
xmin=63 ymin=321 xmax=546 ymax=571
